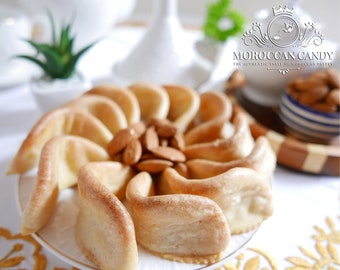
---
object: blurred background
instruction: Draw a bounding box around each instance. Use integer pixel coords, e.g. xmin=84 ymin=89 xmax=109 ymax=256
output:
xmin=1 ymin=0 xmax=338 ymax=44
xmin=130 ymin=0 xmax=339 ymax=44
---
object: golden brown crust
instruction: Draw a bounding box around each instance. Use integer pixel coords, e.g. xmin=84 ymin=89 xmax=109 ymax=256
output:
xmin=64 ymin=94 xmax=128 ymax=135
xmin=159 ymin=167 xmax=273 ymax=234
xmin=21 ymin=135 xmax=109 ymax=235
xmin=7 ymin=108 xmax=112 ymax=175
xmin=162 ymin=84 xmax=200 ymax=132
xmin=186 ymin=136 xmax=276 ymax=180
xmin=183 ymin=113 xmax=255 ymax=162
xmin=76 ymin=161 xmax=137 ymax=270
xmin=128 ymin=82 xmax=170 ymax=120
xmin=85 ymin=84 xmax=141 ymax=125
xmin=184 ymin=91 xmax=232 ymax=145
xmin=126 ymin=172 xmax=230 ymax=263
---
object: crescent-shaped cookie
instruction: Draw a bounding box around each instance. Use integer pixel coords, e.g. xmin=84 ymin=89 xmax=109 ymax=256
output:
xmin=76 ymin=161 xmax=137 ymax=270
xmin=162 ymin=84 xmax=200 ymax=132
xmin=21 ymin=135 xmax=110 ymax=235
xmin=159 ymin=167 xmax=273 ymax=234
xmin=183 ymin=113 xmax=255 ymax=162
xmin=128 ymin=82 xmax=170 ymax=120
xmin=186 ymin=136 xmax=276 ymax=180
xmin=85 ymin=84 xmax=141 ymax=125
xmin=7 ymin=108 xmax=112 ymax=175
xmin=64 ymin=94 xmax=128 ymax=135
xmin=126 ymin=171 xmax=230 ymax=264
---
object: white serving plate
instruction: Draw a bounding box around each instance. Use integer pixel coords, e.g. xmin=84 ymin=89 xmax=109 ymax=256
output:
xmin=16 ymin=169 xmax=259 ymax=270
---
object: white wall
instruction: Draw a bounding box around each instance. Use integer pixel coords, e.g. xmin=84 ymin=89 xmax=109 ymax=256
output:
xmin=131 ymin=0 xmax=340 ymax=43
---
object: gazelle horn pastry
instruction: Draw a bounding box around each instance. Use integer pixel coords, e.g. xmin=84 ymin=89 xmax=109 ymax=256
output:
xmin=184 ymin=91 xmax=233 ymax=145
xmin=76 ymin=161 xmax=137 ymax=270
xmin=183 ymin=113 xmax=255 ymax=162
xmin=159 ymin=167 xmax=273 ymax=234
xmin=186 ymin=136 xmax=276 ymax=180
xmin=128 ymin=82 xmax=170 ymax=120
xmin=20 ymin=135 xmax=110 ymax=235
xmin=64 ymin=94 xmax=128 ymax=135
xmin=85 ymin=84 xmax=141 ymax=125
xmin=126 ymin=171 xmax=230 ymax=265
xmin=7 ymin=108 xmax=112 ymax=175
xmin=162 ymin=84 xmax=200 ymax=132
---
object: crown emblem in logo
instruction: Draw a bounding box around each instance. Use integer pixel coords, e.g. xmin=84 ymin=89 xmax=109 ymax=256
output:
xmin=272 ymin=5 xmax=294 ymax=16
xmin=241 ymin=5 xmax=323 ymax=48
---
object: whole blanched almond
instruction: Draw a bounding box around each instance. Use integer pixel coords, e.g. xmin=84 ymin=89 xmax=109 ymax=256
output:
xmin=144 ymin=126 xmax=159 ymax=150
xmin=151 ymin=146 xmax=186 ymax=162
xmin=123 ymin=139 xmax=142 ymax=165
xmin=297 ymin=85 xmax=329 ymax=105
xmin=136 ymin=159 xmax=173 ymax=173
xmin=107 ymin=127 xmax=136 ymax=155
xmin=326 ymin=88 xmax=340 ymax=106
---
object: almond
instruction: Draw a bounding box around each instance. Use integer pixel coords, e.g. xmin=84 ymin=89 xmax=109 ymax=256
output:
xmin=130 ymin=121 xmax=147 ymax=138
xmin=326 ymin=88 xmax=340 ymax=106
xmin=294 ymin=78 xmax=325 ymax=92
xmin=136 ymin=159 xmax=173 ymax=174
xmin=311 ymin=102 xmax=338 ymax=113
xmin=309 ymin=70 xmax=329 ymax=83
xmin=107 ymin=127 xmax=136 ymax=155
xmin=297 ymin=85 xmax=329 ymax=105
xmin=148 ymin=118 xmax=177 ymax=138
xmin=123 ymin=139 xmax=142 ymax=165
xmin=156 ymin=123 xmax=177 ymax=138
xmin=143 ymin=126 xmax=159 ymax=150
xmin=326 ymin=69 xmax=340 ymax=88
xmin=151 ymin=146 xmax=186 ymax=162
xmin=170 ymin=132 xmax=185 ymax=150
xmin=174 ymin=162 xmax=189 ymax=178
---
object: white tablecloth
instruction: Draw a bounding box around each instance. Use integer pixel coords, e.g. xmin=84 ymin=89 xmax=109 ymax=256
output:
xmin=0 ymin=26 xmax=339 ymax=270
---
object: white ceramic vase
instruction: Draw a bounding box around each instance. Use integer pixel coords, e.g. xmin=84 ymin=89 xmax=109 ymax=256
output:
xmin=113 ymin=0 xmax=209 ymax=87
xmin=31 ymin=73 xmax=92 ymax=113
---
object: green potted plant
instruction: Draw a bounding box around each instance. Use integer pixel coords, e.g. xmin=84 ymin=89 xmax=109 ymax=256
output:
xmin=17 ymin=11 xmax=96 ymax=112
xmin=195 ymin=0 xmax=246 ymax=64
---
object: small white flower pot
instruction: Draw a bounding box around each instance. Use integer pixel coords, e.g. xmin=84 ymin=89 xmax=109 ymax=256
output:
xmin=31 ymin=73 xmax=92 ymax=113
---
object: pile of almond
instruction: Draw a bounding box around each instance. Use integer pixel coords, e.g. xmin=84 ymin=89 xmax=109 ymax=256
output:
xmin=287 ymin=68 xmax=340 ymax=113
xmin=108 ymin=118 xmax=188 ymax=175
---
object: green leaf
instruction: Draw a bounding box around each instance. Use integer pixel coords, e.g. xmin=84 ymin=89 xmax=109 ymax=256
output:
xmin=26 ymin=41 xmax=64 ymax=73
xmin=203 ymin=0 xmax=246 ymax=42
xmin=59 ymin=24 xmax=72 ymax=54
xmin=46 ymin=9 xmax=57 ymax=46
xmin=63 ymin=41 xmax=97 ymax=78
xmin=15 ymin=11 xmax=96 ymax=79
xmin=16 ymin=55 xmax=50 ymax=75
